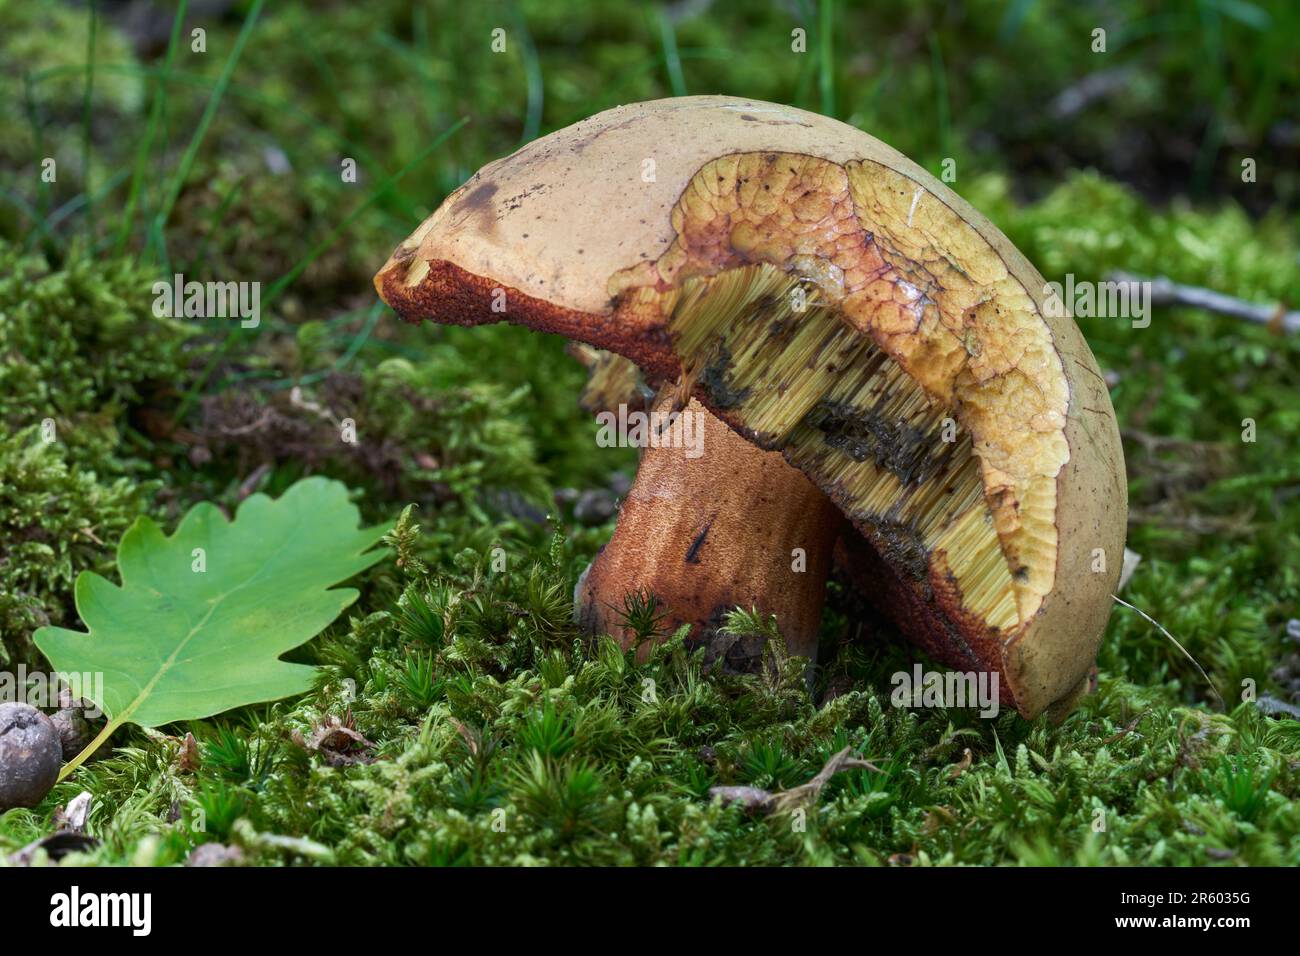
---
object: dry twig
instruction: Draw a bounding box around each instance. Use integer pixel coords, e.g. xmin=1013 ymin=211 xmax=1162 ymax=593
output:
xmin=709 ymin=746 xmax=885 ymax=815
xmin=1107 ymin=271 xmax=1300 ymax=334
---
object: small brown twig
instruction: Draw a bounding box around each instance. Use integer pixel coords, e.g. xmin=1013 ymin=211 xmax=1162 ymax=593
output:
xmin=1100 ymin=709 xmax=1149 ymax=746
xmin=237 ymin=462 xmax=272 ymax=500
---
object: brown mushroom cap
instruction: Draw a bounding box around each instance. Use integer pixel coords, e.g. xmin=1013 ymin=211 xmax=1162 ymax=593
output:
xmin=375 ymin=95 xmax=1127 ymax=719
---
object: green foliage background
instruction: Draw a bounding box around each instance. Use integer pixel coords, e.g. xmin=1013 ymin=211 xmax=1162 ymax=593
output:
xmin=0 ymin=0 xmax=1297 ymax=865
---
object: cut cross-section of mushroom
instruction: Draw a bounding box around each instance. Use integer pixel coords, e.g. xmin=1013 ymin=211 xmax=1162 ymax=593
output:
xmin=374 ymin=95 xmax=1127 ymax=720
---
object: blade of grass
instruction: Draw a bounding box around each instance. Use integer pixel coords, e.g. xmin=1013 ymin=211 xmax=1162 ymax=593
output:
xmin=513 ymin=5 xmax=544 ymax=146
xmin=0 ymin=185 xmax=57 ymax=248
xmin=792 ymin=1 xmax=816 ymax=109
xmin=47 ymin=169 xmax=131 ymax=250
xmin=268 ymin=300 xmax=385 ymax=390
xmin=117 ymin=0 xmax=188 ymax=254
xmin=1191 ymin=0 xmax=1228 ymax=196
xmin=21 ymin=72 xmax=53 ymax=246
xmin=818 ymin=0 xmax=835 ymax=117
xmin=80 ymin=0 xmax=99 ymax=238
xmin=658 ymin=9 xmax=688 ymax=97
xmin=2 ymin=166 xmax=130 ymax=253
xmin=928 ymin=32 xmax=952 ymax=165
xmin=149 ymin=0 xmax=266 ymax=263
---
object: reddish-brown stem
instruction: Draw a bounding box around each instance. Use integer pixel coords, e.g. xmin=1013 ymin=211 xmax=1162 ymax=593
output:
xmin=576 ymin=398 xmax=842 ymax=670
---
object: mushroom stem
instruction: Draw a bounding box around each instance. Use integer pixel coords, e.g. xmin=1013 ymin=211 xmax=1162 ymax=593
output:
xmin=576 ymin=397 xmax=843 ymax=670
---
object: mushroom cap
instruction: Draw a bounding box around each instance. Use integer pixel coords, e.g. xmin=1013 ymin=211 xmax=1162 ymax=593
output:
xmin=375 ymin=96 xmax=1127 ymax=719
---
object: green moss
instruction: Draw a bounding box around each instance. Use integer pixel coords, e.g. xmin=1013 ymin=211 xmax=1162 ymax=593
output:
xmin=363 ymin=354 xmax=552 ymax=514
xmin=0 ymin=240 xmax=203 ymax=473
xmin=0 ymin=427 xmax=158 ymax=668
xmin=190 ymin=329 xmax=615 ymax=529
xmin=0 ymin=241 xmax=204 ymax=666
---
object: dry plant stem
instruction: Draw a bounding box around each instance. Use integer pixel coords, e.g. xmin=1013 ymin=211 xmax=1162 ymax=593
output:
xmin=1108 ymin=270 xmax=1300 ymax=333
xmin=57 ymin=717 xmax=121 ymax=782
xmin=709 ymin=746 xmax=886 ymax=815
xmin=578 ymin=398 xmax=842 ymax=663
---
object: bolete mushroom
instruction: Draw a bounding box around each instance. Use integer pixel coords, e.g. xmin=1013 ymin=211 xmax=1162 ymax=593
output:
xmin=374 ymin=96 xmax=1126 ymax=720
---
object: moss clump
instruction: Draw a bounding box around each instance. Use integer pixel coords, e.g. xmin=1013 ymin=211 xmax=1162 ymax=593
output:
xmin=195 ymin=356 xmax=552 ymax=524
xmin=0 ymin=241 xmax=205 ymax=666
xmin=0 ymin=241 xmax=203 ymax=473
xmin=0 ymin=427 xmax=158 ymax=668
xmin=193 ymin=316 xmax=629 ymax=525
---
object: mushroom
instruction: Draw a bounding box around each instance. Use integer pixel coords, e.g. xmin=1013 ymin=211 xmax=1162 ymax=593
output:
xmin=374 ymin=96 xmax=1127 ymax=719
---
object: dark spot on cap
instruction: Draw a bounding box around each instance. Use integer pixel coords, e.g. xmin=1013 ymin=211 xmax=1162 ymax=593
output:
xmin=453 ymin=181 xmax=498 ymax=218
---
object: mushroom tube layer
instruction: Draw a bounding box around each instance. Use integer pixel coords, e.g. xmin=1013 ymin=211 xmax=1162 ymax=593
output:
xmin=655 ymin=265 xmax=1015 ymax=629
xmin=375 ymin=96 xmax=1126 ymax=718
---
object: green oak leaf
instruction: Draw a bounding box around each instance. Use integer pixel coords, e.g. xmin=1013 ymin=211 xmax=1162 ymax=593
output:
xmin=35 ymin=477 xmax=390 ymax=776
